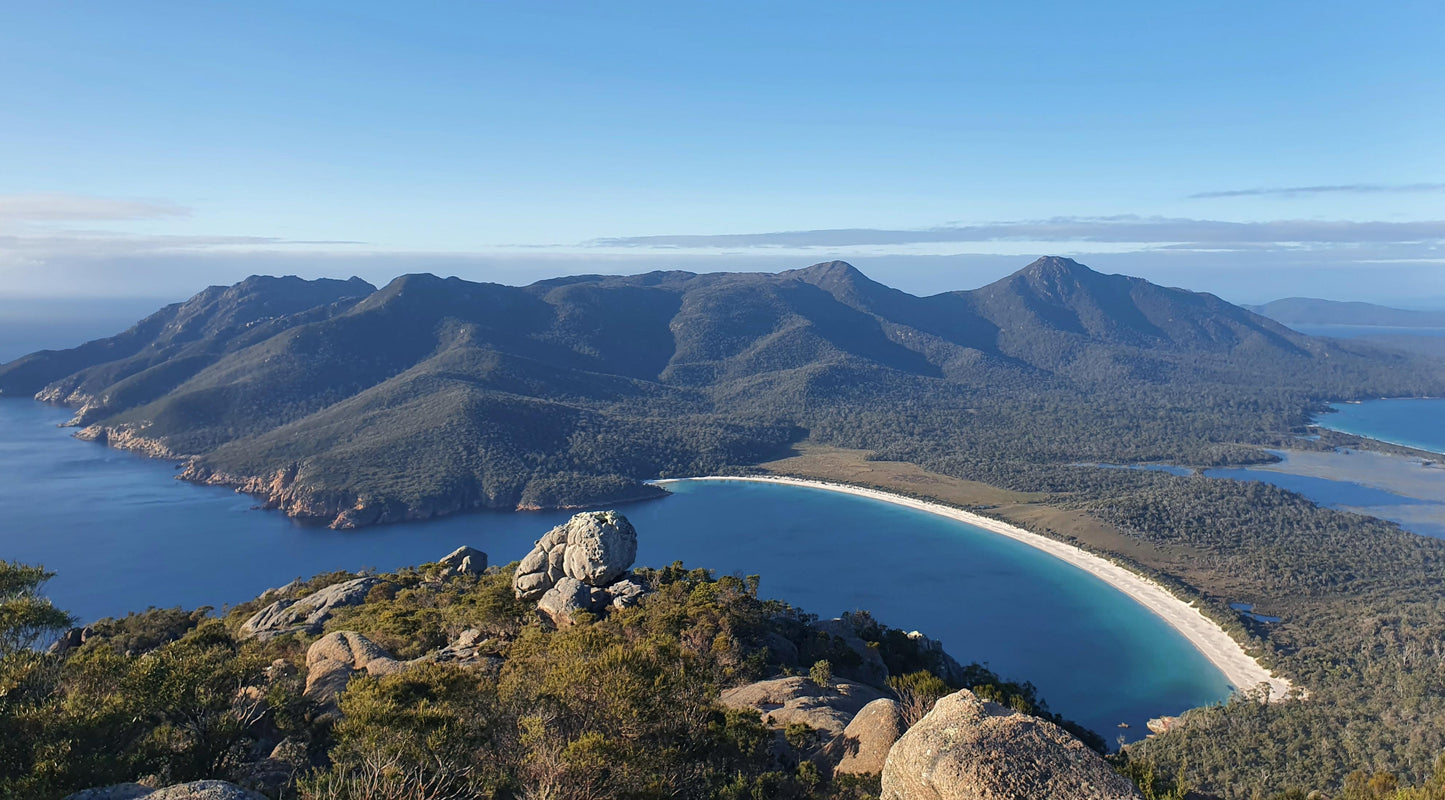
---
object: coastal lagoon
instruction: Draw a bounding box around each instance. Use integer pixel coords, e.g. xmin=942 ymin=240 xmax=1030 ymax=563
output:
xmin=1085 ymin=398 xmax=1445 ymax=539
xmin=0 ymin=398 xmax=1232 ymax=742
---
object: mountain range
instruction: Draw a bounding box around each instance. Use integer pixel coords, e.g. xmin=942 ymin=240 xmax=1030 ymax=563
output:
xmin=2 ymin=257 xmax=1438 ymax=527
xmin=1248 ymin=297 xmax=1445 ymax=328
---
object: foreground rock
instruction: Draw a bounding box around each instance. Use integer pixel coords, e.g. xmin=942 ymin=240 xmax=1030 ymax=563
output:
xmin=881 ymin=690 xmax=1141 ymax=800
xmin=239 ymin=577 xmax=379 ymax=641
xmin=513 ymin=511 xmax=646 ymax=625
xmin=719 ymin=676 xmax=886 ymax=738
xmin=64 ymin=782 xmax=267 ymax=800
xmin=303 ymin=631 xmax=404 ymax=711
xmin=514 ymin=511 xmax=638 ymax=599
xmin=146 ymin=782 xmax=269 ymax=800
xmin=536 ymin=576 xmax=609 ymax=626
xmin=836 ymin=698 xmax=907 ymax=776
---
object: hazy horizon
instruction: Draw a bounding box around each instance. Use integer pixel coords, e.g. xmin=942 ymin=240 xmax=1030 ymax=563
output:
xmin=2 ymin=256 xmax=1445 ymax=312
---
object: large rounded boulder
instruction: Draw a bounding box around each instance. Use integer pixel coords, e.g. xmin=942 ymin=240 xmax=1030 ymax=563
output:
xmin=836 ymin=698 xmax=908 ymax=776
xmin=513 ymin=511 xmax=637 ymax=600
xmin=561 ymin=511 xmax=637 ymax=585
xmin=881 ymin=690 xmax=1141 ymax=800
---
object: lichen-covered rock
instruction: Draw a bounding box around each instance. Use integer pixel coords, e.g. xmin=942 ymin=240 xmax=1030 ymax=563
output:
xmin=303 ymin=631 xmax=403 ymax=711
xmin=66 ymin=782 xmax=269 ymax=800
xmin=513 ymin=511 xmax=637 ymax=600
xmin=537 ymin=576 xmax=603 ymax=626
xmin=303 ymin=658 xmax=355 ymax=710
xmin=146 ymin=781 xmax=269 ymax=800
xmin=438 ymin=545 xmax=487 ymax=575
xmin=606 ymin=577 xmax=647 ymax=608
xmin=306 ymin=631 xmax=397 ymax=673
xmin=836 ymin=698 xmax=907 ymax=776
xmin=561 ymin=511 xmax=637 ymax=585
xmin=881 ymin=690 xmax=1142 ymax=800
xmin=719 ymin=676 xmax=886 ymax=738
xmin=239 ymin=577 xmax=379 ymax=641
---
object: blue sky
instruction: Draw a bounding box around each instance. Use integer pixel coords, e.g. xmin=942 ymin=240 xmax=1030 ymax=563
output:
xmin=1 ymin=1 xmax=1442 ymax=304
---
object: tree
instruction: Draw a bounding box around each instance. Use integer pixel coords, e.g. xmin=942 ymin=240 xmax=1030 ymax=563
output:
xmin=0 ymin=561 xmax=71 ymax=658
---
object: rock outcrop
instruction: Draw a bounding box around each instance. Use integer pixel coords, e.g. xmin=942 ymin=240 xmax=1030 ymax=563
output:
xmin=438 ymin=545 xmax=487 ymax=576
xmin=905 ymin=630 xmax=971 ymax=686
xmin=881 ymin=690 xmax=1142 ymax=800
xmin=536 ymin=577 xmax=609 ymax=626
xmin=426 ymin=628 xmax=501 ymax=669
xmin=836 ymin=698 xmax=907 ymax=776
xmin=719 ymin=676 xmax=886 ymax=738
xmin=48 ymin=625 xmax=94 ymax=655
xmin=303 ymin=631 xmax=403 ymax=711
xmin=815 ymin=617 xmax=890 ymax=687
xmin=239 ymin=577 xmax=379 ymax=641
xmin=513 ymin=511 xmax=646 ymax=625
xmin=145 ymin=782 xmax=269 ymax=800
xmin=64 ymin=782 xmax=267 ymax=800
xmin=514 ymin=511 xmax=637 ymax=599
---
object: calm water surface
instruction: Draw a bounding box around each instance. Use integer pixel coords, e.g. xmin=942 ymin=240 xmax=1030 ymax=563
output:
xmin=1314 ymin=399 xmax=1445 ymax=456
xmin=0 ymin=398 xmax=1233 ymax=741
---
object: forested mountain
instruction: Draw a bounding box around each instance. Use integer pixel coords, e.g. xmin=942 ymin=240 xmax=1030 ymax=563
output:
xmin=1248 ymin=297 xmax=1445 ymax=327
xmin=2 ymin=257 xmax=1440 ymax=527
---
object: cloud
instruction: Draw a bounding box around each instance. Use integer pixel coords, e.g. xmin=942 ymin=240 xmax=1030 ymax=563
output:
xmin=0 ymin=193 xmax=189 ymax=223
xmin=1188 ymin=183 xmax=1445 ymax=199
xmin=587 ymin=216 xmax=1445 ymax=250
xmin=2 ymin=245 xmax=1441 ymax=308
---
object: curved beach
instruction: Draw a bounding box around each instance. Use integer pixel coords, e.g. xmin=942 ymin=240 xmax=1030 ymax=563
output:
xmin=654 ymin=475 xmax=1293 ymax=701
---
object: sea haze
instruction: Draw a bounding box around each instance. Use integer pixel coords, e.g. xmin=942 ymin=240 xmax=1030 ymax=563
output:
xmin=0 ymin=398 xmax=1230 ymax=742
xmin=0 ymin=297 xmax=177 ymax=363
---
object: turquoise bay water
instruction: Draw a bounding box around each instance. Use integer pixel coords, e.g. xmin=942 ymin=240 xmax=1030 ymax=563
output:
xmin=1314 ymin=399 xmax=1445 ymax=456
xmin=0 ymin=398 xmax=1232 ymax=741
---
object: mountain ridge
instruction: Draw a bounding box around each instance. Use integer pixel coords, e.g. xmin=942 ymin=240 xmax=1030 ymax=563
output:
xmin=1248 ymin=297 xmax=1445 ymax=328
xmin=2 ymin=257 xmax=1439 ymax=527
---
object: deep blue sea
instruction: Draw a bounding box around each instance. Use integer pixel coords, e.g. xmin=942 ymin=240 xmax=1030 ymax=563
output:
xmin=1314 ymin=399 xmax=1445 ymax=456
xmin=0 ymin=398 xmax=1231 ymax=741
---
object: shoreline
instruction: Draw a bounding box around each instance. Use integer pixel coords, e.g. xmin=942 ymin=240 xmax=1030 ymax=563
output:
xmin=654 ymin=474 xmax=1294 ymax=702
xmin=1312 ymin=398 xmax=1445 ymax=458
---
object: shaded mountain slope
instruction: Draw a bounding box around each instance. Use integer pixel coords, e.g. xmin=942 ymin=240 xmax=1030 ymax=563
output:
xmin=3 ymin=257 xmax=1440 ymax=527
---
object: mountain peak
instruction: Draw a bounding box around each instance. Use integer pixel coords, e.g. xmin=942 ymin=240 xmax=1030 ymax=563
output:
xmin=1018 ymin=256 xmax=1097 ymax=281
xmin=787 ymin=260 xmax=867 ymax=284
xmin=782 ymin=261 xmax=902 ymax=309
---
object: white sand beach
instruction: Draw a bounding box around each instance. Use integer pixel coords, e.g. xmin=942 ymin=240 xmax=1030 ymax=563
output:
xmin=654 ymin=475 xmax=1294 ymax=701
